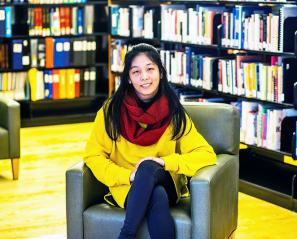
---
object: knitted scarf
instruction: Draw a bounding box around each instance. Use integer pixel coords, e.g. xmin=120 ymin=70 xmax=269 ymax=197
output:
xmin=120 ymin=92 xmax=172 ymax=146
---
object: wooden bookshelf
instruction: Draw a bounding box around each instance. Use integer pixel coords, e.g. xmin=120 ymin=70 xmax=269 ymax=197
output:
xmin=0 ymin=0 xmax=109 ymax=125
xmin=107 ymin=0 xmax=297 ymax=210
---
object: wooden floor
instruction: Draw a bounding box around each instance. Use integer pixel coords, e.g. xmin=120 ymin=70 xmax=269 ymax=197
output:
xmin=0 ymin=123 xmax=297 ymax=239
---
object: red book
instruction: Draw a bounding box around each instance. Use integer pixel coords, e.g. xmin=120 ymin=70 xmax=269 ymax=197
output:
xmin=64 ymin=7 xmax=71 ymax=35
xmin=52 ymin=69 xmax=60 ymax=99
xmin=45 ymin=37 xmax=54 ymax=68
xmin=74 ymin=69 xmax=80 ymax=98
xmin=59 ymin=7 xmax=66 ymax=35
xmin=35 ymin=8 xmax=43 ymax=36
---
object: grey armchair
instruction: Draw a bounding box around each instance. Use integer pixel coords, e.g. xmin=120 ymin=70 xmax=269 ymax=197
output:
xmin=0 ymin=96 xmax=21 ymax=180
xmin=66 ymin=102 xmax=240 ymax=239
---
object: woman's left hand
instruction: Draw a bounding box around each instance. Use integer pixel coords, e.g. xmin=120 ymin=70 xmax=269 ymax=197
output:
xmin=136 ymin=156 xmax=165 ymax=168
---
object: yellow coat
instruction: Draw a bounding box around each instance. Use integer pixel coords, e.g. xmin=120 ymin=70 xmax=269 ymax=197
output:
xmin=84 ymin=106 xmax=217 ymax=208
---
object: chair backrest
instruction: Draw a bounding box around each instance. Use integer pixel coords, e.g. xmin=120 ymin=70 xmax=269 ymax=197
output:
xmin=183 ymin=102 xmax=240 ymax=155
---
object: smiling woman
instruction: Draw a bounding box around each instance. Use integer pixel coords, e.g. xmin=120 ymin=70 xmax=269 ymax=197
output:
xmin=83 ymin=43 xmax=217 ymax=239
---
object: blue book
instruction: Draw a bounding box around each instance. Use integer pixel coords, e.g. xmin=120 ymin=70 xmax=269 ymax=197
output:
xmin=44 ymin=70 xmax=53 ymax=99
xmin=54 ymin=38 xmax=65 ymax=67
xmin=63 ymin=38 xmax=71 ymax=67
xmin=255 ymin=63 xmax=260 ymax=98
xmin=237 ymin=6 xmax=255 ymax=49
xmin=0 ymin=8 xmax=5 ymax=36
xmin=5 ymin=6 xmax=12 ymax=37
xmin=111 ymin=6 xmax=120 ymax=35
xmin=198 ymin=55 xmax=204 ymax=87
xmin=12 ymin=40 xmax=23 ymax=70
xmin=44 ymin=70 xmax=49 ymax=99
xmin=77 ymin=8 xmax=84 ymax=35
xmin=185 ymin=47 xmax=191 ymax=86
xmin=48 ymin=70 xmax=53 ymax=99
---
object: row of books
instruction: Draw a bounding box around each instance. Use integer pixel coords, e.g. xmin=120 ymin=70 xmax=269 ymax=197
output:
xmin=28 ymin=67 xmax=96 ymax=101
xmin=28 ymin=6 xmax=94 ymax=37
xmin=161 ymin=5 xmax=297 ymax=52
xmin=111 ymin=41 xmax=297 ymax=104
xmin=0 ymin=0 xmax=294 ymax=3
xmin=0 ymin=0 xmax=88 ymax=3
xmin=221 ymin=6 xmax=280 ymax=51
xmin=218 ymin=56 xmax=284 ymax=103
xmin=0 ymin=36 xmax=96 ymax=70
xmin=0 ymin=67 xmax=97 ymax=101
xmin=232 ymin=100 xmax=297 ymax=151
xmin=28 ymin=0 xmax=88 ymax=4
xmin=161 ymin=5 xmax=223 ymax=45
xmin=174 ymin=90 xmax=297 ymax=151
xmin=110 ymin=4 xmax=297 ymax=53
xmin=111 ymin=5 xmax=157 ymax=39
xmin=162 ymin=48 xmax=295 ymax=104
xmin=0 ymin=71 xmax=28 ymax=100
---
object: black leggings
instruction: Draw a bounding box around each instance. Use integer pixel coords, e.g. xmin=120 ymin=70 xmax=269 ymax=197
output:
xmin=118 ymin=160 xmax=177 ymax=239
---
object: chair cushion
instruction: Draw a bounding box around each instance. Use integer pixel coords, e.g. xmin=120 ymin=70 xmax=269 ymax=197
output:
xmin=0 ymin=127 xmax=9 ymax=159
xmin=83 ymin=197 xmax=191 ymax=239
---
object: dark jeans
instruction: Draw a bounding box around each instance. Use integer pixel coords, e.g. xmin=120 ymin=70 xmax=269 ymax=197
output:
xmin=118 ymin=160 xmax=177 ymax=239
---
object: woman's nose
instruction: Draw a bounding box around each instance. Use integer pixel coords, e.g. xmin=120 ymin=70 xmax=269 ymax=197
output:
xmin=140 ymin=71 xmax=148 ymax=81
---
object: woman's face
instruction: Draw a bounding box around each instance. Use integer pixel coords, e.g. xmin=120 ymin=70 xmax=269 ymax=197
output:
xmin=129 ymin=53 xmax=160 ymax=101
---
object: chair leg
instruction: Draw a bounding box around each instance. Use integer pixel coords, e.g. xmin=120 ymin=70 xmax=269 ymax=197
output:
xmin=11 ymin=158 xmax=20 ymax=180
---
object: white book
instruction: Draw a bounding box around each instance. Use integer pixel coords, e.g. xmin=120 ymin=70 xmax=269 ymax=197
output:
xmin=84 ymin=5 xmax=94 ymax=34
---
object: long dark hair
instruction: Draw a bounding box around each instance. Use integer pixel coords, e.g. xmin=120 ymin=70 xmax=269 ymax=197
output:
xmin=104 ymin=43 xmax=189 ymax=141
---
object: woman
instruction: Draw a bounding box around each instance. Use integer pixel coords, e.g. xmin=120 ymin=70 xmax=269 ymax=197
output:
xmin=84 ymin=43 xmax=216 ymax=239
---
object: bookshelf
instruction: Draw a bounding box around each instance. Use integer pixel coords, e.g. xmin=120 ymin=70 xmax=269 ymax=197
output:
xmin=0 ymin=0 xmax=109 ymax=126
xmin=108 ymin=0 xmax=297 ymax=211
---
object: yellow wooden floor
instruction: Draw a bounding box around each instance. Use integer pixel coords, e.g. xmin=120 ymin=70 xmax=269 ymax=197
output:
xmin=0 ymin=122 xmax=297 ymax=239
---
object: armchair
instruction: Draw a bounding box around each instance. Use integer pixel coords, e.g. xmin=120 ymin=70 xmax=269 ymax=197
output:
xmin=0 ymin=96 xmax=21 ymax=180
xmin=66 ymin=102 xmax=240 ymax=239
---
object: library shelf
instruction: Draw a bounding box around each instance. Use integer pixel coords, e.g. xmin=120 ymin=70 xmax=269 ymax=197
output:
xmin=0 ymin=32 xmax=108 ymax=39
xmin=109 ymin=0 xmax=297 ymax=210
xmin=239 ymin=179 xmax=297 ymax=211
xmin=163 ymin=0 xmax=296 ymax=5
xmin=171 ymin=83 xmax=295 ymax=108
xmin=0 ymin=1 xmax=108 ymax=7
xmin=20 ymin=94 xmax=107 ymax=127
xmin=220 ymin=46 xmax=297 ymax=57
xmin=240 ymin=147 xmax=297 ymax=211
xmin=241 ymin=143 xmax=293 ymax=162
xmin=0 ymin=0 xmax=109 ymax=125
xmin=21 ymin=112 xmax=97 ymax=127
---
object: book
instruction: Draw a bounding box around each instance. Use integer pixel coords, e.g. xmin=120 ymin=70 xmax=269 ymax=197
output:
xmin=11 ymin=40 xmax=23 ymax=70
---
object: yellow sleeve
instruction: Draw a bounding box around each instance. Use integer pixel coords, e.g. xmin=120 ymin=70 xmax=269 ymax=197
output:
xmin=84 ymin=106 xmax=132 ymax=186
xmin=162 ymin=115 xmax=217 ymax=176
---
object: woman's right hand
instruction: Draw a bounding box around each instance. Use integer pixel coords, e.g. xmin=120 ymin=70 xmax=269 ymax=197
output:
xmin=130 ymin=156 xmax=165 ymax=183
xmin=130 ymin=166 xmax=138 ymax=183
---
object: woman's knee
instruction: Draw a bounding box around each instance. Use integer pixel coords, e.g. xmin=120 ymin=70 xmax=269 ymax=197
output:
xmin=136 ymin=160 xmax=162 ymax=176
xmin=150 ymin=186 xmax=169 ymax=206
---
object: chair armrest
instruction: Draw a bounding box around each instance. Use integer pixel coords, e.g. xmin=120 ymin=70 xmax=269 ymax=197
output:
xmin=190 ymin=154 xmax=239 ymax=239
xmin=66 ymin=161 xmax=108 ymax=239
xmin=0 ymin=97 xmax=20 ymax=158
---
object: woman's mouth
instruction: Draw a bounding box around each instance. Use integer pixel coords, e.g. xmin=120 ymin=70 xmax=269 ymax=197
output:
xmin=141 ymin=83 xmax=151 ymax=88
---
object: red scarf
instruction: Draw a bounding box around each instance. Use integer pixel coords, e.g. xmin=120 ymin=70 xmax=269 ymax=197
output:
xmin=120 ymin=92 xmax=172 ymax=146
